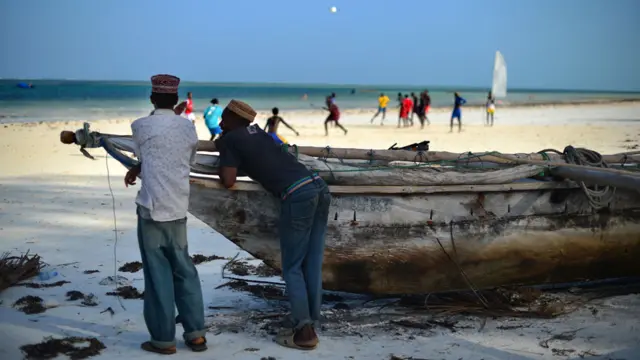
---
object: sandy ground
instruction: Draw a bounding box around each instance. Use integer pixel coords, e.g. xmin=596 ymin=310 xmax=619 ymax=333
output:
xmin=1 ymin=102 xmax=640 ymax=360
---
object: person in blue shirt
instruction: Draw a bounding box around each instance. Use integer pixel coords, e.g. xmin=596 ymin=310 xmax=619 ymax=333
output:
xmin=450 ymin=92 xmax=467 ymax=133
xmin=203 ymin=98 xmax=223 ymax=140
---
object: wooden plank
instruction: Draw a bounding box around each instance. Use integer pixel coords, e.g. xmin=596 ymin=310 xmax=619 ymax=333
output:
xmin=551 ymin=166 xmax=640 ymax=193
xmin=189 ymin=176 xmax=578 ymax=194
xmin=196 ymin=140 xmax=640 ymax=164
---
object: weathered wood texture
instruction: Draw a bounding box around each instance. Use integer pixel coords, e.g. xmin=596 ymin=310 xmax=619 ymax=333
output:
xmin=188 ymin=181 xmax=640 ymax=294
xmin=196 ymin=140 xmax=640 ymax=164
xmin=550 ymin=166 xmax=640 ymax=193
xmin=192 ymin=153 xmax=547 ymax=186
xmin=189 ymin=177 xmax=579 ymax=195
xmin=111 ymin=137 xmax=640 ymax=189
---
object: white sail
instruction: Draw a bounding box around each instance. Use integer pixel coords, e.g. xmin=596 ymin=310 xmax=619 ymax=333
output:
xmin=491 ymin=51 xmax=507 ymax=98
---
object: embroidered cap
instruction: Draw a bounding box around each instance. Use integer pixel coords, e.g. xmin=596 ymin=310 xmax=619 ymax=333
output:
xmin=226 ymin=99 xmax=257 ymax=123
xmin=151 ymin=74 xmax=180 ymax=94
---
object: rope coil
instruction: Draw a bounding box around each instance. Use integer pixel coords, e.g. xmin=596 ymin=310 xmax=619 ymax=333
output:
xmin=562 ymin=146 xmax=616 ymax=210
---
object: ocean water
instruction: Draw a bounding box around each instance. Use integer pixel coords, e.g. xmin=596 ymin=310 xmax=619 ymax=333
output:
xmin=1 ymin=80 xmax=640 ymax=123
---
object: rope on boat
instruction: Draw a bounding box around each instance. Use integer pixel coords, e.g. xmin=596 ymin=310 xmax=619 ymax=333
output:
xmin=565 ymin=146 xmax=616 ymax=210
xmin=539 ymin=147 xmax=616 ymax=209
xmin=280 ymin=143 xmax=622 ymax=209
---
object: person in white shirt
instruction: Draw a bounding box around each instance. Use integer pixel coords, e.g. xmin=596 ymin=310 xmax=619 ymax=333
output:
xmin=124 ymin=74 xmax=207 ymax=355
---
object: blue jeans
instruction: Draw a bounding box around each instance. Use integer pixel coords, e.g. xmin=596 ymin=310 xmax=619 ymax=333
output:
xmin=279 ymin=179 xmax=331 ymax=329
xmin=137 ymin=207 xmax=206 ymax=348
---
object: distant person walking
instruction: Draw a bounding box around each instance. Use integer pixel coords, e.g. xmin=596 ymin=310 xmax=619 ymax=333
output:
xmin=486 ymin=91 xmax=496 ymax=126
xmin=399 ymin=94 xmax=413 ymax=127
xmin=264 ymin=107 xmax=299 ymax=144
xmin=203 ymin=98 xmax=223 ymax=141
xmin=450 ymin=92 xmax=467 ymax=133
xmin=181 ymin=92 xmax=196 ymax=124
xmin=323 ymin=96 xmax=347 ymax=136
xmin=410 ymin=92 xmax=419 ymax=122
xmin=414 ymin=91 xmax=427 ymax=129
xmin=370 ymin=93 xmax=390 ymax=125
xmin=422 ymin=90 xmax=432 ymax=126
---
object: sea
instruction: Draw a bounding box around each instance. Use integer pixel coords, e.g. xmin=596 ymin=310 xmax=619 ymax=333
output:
xmin=2 ymin=80 xmax=640 ymax=123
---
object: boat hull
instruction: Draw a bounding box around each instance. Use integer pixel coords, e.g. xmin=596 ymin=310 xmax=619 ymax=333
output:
xmin=188 ymin=179 xmax=640 ymax=295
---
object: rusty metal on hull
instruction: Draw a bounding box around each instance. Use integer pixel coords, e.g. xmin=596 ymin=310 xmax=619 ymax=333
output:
xmin=188 ymin=182 xmax=640 ymax=295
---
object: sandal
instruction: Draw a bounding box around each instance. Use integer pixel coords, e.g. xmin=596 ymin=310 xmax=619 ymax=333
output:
xmin=185 ymin=337 xmax=208 ymax=352
xmin=274 ymin=328 xmax=318 ymax=350
xmin=141 ymin=341 xmax=176 ymax=355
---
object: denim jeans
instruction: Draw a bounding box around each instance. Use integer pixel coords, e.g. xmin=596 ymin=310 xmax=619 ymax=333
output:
xmin=137 ymin=207 xmax=207 ymax=348
xmin=279 ymin=179 xmax=331 ymax=329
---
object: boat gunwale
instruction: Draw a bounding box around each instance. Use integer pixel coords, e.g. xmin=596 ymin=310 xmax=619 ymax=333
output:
xmin=189 ymin=175 xmax=579 ymax=195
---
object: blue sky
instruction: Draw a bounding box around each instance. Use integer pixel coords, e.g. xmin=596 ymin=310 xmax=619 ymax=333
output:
xmin=1 ymin=0 xmax=638 ymax=90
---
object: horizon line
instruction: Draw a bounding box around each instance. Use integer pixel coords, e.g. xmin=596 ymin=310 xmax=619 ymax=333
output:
xmin=2 ymin=78 xmax=640 ymax=94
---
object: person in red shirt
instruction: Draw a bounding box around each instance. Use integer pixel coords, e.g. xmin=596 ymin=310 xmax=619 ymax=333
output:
xmin=177 ymin=92 xmax=196 ymax=124
xmin=323 ymin=96 xmax=347 ymax=136
xmin=399 ymin=94 xmax=413 ymax=127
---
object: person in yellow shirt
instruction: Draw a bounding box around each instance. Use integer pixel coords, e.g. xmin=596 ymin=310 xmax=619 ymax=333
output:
xmin=370 ymin=93 xmax=390 ymax=125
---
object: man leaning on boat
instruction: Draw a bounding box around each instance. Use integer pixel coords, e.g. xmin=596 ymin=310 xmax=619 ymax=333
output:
xmin=215 ymin=99 xmax=331 ymax=350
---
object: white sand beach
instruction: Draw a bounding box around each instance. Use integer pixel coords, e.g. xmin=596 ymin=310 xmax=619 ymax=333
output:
xmin=1 ymin=102 xmax=640 ymax=360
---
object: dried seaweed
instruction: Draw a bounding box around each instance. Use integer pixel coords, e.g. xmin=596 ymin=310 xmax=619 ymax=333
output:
xmin=15 ymin=280 xmax=70 ymax=288
xmin=13 ymin=295 xmax=47 ymax=314
xmin=117 ymin=262 xmax=142 ymax=273
xmin=397 ymin=287 xmax=568 ymax=318
xmin=106 ymin=286 xmax=144 ymax=299
xmin=0 ymin=251 xmax=44 ymax=293
xmin=20 ymin=336 xmax=106 ymax=359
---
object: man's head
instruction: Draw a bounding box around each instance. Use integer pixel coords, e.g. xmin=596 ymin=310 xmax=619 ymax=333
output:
xmin=272 ymin=107 xmax=279 ymax=115
xmin=331 ymin=92 xmax=336 ymax=98
xmin=404 ymin=94 xmax=409 ymax=99
xmin=149 ymin=74 xmax=180 ymax=109
xmin=220 ymin=99 xmax=257 ymax=132
xmin=187 ymin=92 xmax=193 ymax=99
xmin=60 ymin=130 xmax=76 ymax=144
xmin=380 ymin=93 xmax=384 ymax=97
xmin=211 ymin=98 xmax=219 ymax=105
xmin=454 ymin=92 xmax=460 ymax=97
xmin=411 ymin=92 xmax=415 ymax=96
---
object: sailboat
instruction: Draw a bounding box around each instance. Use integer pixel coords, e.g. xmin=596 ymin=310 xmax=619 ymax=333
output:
xmin=491 ymin=50 xmax=507 ymax=99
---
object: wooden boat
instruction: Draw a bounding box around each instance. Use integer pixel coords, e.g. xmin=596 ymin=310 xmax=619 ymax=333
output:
xmin=60 ymin=124 xmax=640 ymax=295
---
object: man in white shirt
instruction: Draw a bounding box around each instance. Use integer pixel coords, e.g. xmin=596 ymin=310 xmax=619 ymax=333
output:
xmin=124 ymin=74 xmax=207 ymax=354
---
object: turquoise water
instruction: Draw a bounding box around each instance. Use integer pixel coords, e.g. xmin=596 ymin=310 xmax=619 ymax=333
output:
xmin=1 ymin=80 xmax=640 ymax=123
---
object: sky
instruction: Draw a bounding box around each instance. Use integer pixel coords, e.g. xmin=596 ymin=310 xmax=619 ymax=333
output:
xmin=0 ymin=0 xmax=639 ymax=91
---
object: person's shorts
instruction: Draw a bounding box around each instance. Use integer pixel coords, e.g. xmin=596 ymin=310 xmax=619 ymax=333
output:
xmin=378 ymin=106 xmax=386 ymax=113
xmin=487 ymin=105 xmax=496 ymax=114
xmin=185 ymin=113 xmax=196 ymax=121
xmin=208 ymin=126 xmax=222 ymax=136
xmin=451 ymin=108 xmax=462 ymax=119
xmin=269 ymin=132 xmax=287 ymax=145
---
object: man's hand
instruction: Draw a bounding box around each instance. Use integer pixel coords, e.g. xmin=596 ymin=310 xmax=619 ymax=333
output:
xmin=295 ymin=131 xmax=300 ymax=136
xmin=174 ymin=102 xmax=187 ymax=115
xmin=124 ymin=164 xmax=141 ymax=187
xmin=213 ymin=136 xmax=223 ymax=150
